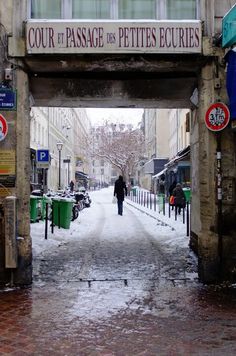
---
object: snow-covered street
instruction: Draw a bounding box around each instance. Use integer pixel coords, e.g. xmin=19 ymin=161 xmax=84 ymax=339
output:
xmin=32 ymin=186 xmax=197 ymax=290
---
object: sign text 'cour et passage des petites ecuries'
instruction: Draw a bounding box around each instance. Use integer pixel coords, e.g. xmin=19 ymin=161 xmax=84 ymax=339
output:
xmin=26 ymin=20 xmax=202 ymax=54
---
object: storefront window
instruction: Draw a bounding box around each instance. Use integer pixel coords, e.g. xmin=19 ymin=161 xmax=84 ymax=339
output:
xmin=167 ymin=0 xmax=196 ymax=20
xmin=118 ymin=0 xmax=156 ymax=19
xmin=31 ymin=0 xmax=61 ymax=18
xmin=72 ymin=0 xmax=111 ymax=19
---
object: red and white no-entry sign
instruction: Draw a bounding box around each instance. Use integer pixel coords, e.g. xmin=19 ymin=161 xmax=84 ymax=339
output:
xmin=0 ymin=114 xmax=8 ymax=141
xmin=205 ymin=102 xmax=230 ymax=132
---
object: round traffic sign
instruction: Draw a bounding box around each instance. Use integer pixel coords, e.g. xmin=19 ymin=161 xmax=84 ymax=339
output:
xmin=205 ymin=102 xmax=230 ymax=132
xmin=0 ymin=114 xmax=8 ymax=141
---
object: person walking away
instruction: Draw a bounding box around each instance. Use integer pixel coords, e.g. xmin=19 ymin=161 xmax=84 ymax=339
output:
xmin=69 ymin=180 xmax=74 ymax=192
xmin=172 ymin=183 xmax=186 ymax=214
xmin=114 ymin=175 xmax=127 ymax=216
xmin=169 ymin=180 xmax=177 ymax=210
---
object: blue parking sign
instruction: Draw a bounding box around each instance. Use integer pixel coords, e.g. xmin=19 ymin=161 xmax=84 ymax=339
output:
xmin=36 ymin=149 xmax=50 ymax=168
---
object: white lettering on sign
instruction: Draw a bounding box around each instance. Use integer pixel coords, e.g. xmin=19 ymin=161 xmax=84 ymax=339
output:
xmin=26 ymin=20 xmax=202 ymax=54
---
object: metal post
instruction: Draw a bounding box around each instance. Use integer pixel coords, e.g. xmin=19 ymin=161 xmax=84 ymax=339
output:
xmin=45 ymin=203 xmax=48 ymax=240
xmin=186 ymin=202 xmax=190 ymax=236
xmin=163 ymin=195 xmax=165 ymax=216
xmin=68 ymin=161 xmax=70 ymax=186
xmin=58 ymin=149 xmax=61 ymax=189
xmin=216 ymin=133 xmax=223 ymax=276
xmin=51 ymin=203 xmax=54 ymax=234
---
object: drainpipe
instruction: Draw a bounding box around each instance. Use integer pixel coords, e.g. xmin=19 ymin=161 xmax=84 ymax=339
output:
xmin=216 ymin=132 xmax=223 ymax=278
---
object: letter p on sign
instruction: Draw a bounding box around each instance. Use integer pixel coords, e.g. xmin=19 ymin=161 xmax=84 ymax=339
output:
xmin=36 ymin=149 xmax=50 ymax=168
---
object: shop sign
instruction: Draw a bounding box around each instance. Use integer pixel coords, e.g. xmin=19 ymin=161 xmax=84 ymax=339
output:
xmin=26 ymin=20 xmax=202 ymax=54
xmin=205 ymin=103 xmax=230 ymax=132
xmin=222 ymin=3 xmax=236 ymax=48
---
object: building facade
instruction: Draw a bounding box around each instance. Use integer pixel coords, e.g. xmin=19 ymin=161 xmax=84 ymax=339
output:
xmin=30 ymin=107 xmax=92 ymax=192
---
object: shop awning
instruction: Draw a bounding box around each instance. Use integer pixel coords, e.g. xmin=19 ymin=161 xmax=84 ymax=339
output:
xmin=75 ymin=171 xmax=89 ymax=180
xmin=152 ymin=168 xmax=167 ymax=179
xmin=164 ymin=145 xmax=190 ymax=169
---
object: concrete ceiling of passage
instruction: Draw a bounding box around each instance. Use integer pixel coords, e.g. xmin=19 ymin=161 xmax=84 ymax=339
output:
xmin=24 ymin=54 xmax=206 ymax=108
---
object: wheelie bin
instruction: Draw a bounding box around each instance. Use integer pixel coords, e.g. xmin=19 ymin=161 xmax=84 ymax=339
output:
xmin=131 ymin=187 xmax=137 ymax=196
xmin=183 ymin=188 xmax=191 ymax=203
xmin=30 ymin=196 xmax=42 ymax=223
xmin=52 ymin=198 xmax=74 ymax=229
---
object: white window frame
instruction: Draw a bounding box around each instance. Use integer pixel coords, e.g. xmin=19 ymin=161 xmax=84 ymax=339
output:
xmin=28 ymin=0 xmax=199 ymax=20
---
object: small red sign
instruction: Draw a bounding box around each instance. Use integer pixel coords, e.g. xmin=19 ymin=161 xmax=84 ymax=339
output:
xmin=205 ymin=103 xmax=230 ymax=132
xmin=0 ymin=114 xmax=8 ymax=141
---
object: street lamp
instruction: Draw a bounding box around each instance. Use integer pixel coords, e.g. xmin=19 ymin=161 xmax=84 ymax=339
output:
xmin=56 ymin=142 xmax=63 ymax=189
xmin=67 ymin=155 xmax=71 ymax=185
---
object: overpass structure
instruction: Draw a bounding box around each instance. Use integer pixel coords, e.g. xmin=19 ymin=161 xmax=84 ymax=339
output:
xmin=0 ymin=0 xmax=236 ymax=285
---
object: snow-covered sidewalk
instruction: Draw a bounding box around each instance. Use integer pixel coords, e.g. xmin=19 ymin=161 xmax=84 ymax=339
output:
xmin=31 ymin=186 xmax=190 ymax=260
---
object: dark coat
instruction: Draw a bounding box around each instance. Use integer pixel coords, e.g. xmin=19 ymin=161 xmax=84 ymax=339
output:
xmin=173 ymin=185 xmax=186 ymax=207
xmin=114 ymin=176 xmax=127 ymax=201
xmin=169 ymin=181 xmax=177 ymax=196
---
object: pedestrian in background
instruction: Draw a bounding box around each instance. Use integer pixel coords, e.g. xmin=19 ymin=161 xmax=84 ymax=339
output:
xmin=169 ymin=180 xmax=177 ymax=210
xmin=114 ymin=175 xmax=127 ymax=216
xmin=69 ymin=180 xmax=74 ymax=192
xmin=173 ymin=183 xmax=186 ymax=214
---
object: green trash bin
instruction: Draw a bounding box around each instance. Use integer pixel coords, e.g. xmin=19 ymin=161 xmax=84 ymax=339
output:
xmin=30 ymin=196 xmax=42 ymax=223
xmin=158 ymin=193 xmax=165 ymax=212
xmin=52 ymin=198 xmax=73 ymax=229
xmin=132 ymin=187 xmax=137 ymax=196
xmin=183 ymin=188 xmax=191 ymax=203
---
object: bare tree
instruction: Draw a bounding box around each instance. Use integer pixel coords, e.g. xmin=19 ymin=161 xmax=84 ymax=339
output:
xmin=90 ymin=122 xmax=144 ymax=181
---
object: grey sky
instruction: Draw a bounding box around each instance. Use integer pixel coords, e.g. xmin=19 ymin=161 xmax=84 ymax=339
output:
xmin=86 ymin=108 xmax=144 ymax=127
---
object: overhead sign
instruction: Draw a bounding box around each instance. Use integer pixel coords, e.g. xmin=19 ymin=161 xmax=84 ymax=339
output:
xmin=0 ymin=89 xmax=17 ymax=110
xmin=36 ymin=149 xmax=50 ymax=168
xmin=26 ymin=20 xmax=202 ymax=54
xmin=0 ymin=114 xmax=8 ymax=141
xmin=222 ymin=4 xmax=236 ymax=48
xmin=205 ymin=103 xmax=230 ymax=132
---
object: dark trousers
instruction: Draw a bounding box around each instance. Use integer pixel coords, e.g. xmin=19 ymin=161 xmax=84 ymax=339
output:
xmin=117 ymin=199 xmax=123 ymax=215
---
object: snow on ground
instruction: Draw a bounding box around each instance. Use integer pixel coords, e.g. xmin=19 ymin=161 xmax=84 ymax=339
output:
xmin=31 ymin=186 xmax=189 ymax=258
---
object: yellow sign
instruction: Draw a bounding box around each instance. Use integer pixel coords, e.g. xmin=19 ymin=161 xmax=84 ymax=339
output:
xmin=0 ymin=150 xmax=15 ymax=175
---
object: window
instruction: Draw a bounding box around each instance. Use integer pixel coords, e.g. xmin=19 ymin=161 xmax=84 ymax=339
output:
xmin=72 ymin=0 xmax=111 ymax=19
xmin=167 ymin=0 xmax=196 ymax=20
xmin=31 ymin=0 xmax=61 ymax=18
xmin=30 ymin=0 xmax=198 ymax=20
xmin=119 ymin=0 xmax=156 ymax=19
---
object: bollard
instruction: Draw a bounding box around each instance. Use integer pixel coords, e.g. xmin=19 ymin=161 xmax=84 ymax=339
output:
xmin=51 ymin=204 xmax=54 ymax=234
xmin=186 ymin=202 xmax=190 ymax=236
xmin=58 ymin=204 xmax=61 ymax=229
xmin=163 ymin=195 xmax=165 ymax=216
xmin=175 ymin=205 xmax=177 ymax=221
xmin=45 ymin=203 xmax=48 ymax=240
xmin=169 ymin=202 xmax=171 ymax=218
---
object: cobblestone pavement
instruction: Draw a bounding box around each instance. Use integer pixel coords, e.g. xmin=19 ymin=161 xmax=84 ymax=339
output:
xmin=1 ymin=194 xmax=236 ymax=355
